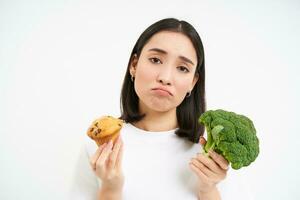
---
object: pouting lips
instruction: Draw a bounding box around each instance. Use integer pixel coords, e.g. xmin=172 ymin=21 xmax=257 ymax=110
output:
xmin=152 ymin=88 xmax=173 ymax=96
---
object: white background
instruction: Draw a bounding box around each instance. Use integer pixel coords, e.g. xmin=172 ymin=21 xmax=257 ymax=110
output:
xmin=1 ymin=0 xmax=299 ymax=199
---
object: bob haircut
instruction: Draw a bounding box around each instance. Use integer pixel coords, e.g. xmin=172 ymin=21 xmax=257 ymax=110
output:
xmin=120 ymin=18 xmax=206 ymax=143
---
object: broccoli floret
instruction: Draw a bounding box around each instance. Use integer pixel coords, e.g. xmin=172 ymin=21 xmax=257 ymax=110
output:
xmin=198 ymin=109 xmax=259 ymax=170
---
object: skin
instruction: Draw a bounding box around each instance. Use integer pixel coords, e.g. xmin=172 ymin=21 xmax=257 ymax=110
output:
xmin=191 ymin=137 xmax=229 ymax=199
xmin=129 ymin=31 xmax=199 ymax=132
xmin=90 ymin=31 xmax=229 ymax=199
xmin=90 ymin=137 xmax=124 ymax=190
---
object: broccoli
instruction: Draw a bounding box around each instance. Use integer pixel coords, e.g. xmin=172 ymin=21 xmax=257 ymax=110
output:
xmin=198 ymin=109 xmax=259 ymax=170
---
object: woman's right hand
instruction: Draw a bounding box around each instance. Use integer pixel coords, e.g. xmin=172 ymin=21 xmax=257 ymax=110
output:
xmin=89 ymin=136 xmax=124 ymax=191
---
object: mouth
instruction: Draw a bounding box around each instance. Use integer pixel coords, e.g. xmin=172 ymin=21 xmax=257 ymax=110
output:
xmin=152 ymin=88 xmax=173 ymax=96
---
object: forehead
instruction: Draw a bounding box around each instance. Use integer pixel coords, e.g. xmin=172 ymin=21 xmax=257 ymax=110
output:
xmin=142 ymin=31 xmax=197 ymax=64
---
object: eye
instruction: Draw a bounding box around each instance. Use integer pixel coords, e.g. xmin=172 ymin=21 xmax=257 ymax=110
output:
xmin=177 ymin=66 xmax=190 ymax=73
xmin=149 ymin=57 xmax=162 ymax=64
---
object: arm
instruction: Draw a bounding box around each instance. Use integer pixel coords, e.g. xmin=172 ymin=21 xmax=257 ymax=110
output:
xmin=97 ymin=184 xmax=123 ymax=200
xmin=197 ymin=186 xmax=221 ymax=200
xmin=92 ymin=138 xmax=124 ymax=200
xmin=190 ymin=137 xmax=229 ymax=200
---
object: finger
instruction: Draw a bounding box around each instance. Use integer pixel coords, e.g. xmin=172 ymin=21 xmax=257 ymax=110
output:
xmin=189 ymin=162 xmax=209 ymax=182
xmin=107 ymin=136 xmax=122 ymax=170
xmin=96 ymin=140 xmax=113 ymax=167
xmin=208 ymin=150 xmax=229 ymax=170
xmin=199 ymin=136 xmax=206 ymax=146
xmin=89 ymin=143 xmax=107 ymax=170
xmin=196 ymin=153 xmax=225 ymax=175
xmin=115 ymin=139 xmax=124 ymax=170
xmin=191 ymin=158 xmax=216 ymax=178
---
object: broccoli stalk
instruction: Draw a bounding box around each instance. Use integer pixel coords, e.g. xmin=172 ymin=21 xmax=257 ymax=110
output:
xmin=203 ymin=125 xmax=224 ymax=154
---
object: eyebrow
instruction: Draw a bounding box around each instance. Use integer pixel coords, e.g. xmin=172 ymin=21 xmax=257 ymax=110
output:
xmin=148 ymin=48 xmax=195 ymax=66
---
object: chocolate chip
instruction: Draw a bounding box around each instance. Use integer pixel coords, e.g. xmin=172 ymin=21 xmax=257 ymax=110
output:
xmin=95 ymin=122 xmax=98 ymax=127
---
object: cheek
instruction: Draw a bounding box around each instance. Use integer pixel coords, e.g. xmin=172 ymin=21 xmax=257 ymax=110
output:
xmin=173 ymin=77 xmax=194 ymax=103
xmin=134 ymin=63 xmax=156 ymax=93
xmin=137 ymin=67 xmax=155 ymax=82
xmin=175 ymin=80 xmax=191 ymax=96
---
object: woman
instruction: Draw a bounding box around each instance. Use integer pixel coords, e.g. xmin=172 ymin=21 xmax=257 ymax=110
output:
xmin=70 ymin=18 xmax=251 ymax=200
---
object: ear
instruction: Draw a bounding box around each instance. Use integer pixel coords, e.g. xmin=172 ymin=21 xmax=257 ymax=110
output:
xmin=129 ymin=54 xmax=138 ymax=76
xmin=191 ymin=73 xmax=199 ymax=89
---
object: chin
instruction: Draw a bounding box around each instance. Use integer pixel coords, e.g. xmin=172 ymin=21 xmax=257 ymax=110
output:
xmin=147 ymin=100 xmax=175 ymax=112
xmin=151 ymin=107 xmax=171 ymax=112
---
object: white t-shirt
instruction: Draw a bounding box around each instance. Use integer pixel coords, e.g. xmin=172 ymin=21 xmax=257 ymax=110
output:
xmin=70 ymin=122 xmax=253 ymax=200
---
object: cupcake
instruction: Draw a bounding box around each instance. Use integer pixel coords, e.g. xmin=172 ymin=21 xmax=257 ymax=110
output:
xmin=87 ymin=115 xmax=123 ymax=146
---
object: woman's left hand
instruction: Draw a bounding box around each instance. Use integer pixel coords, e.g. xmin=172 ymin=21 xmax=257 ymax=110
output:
xmin=189 ymin=137 xmax=230 ymax=193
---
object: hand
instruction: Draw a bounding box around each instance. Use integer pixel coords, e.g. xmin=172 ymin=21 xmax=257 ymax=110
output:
xmin=189 ymin=136 xmax=229 ymax=193
xmin=89 ymin=136 xmax=124 ymax=191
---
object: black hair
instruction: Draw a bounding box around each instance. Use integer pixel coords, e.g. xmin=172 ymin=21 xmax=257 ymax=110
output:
xmin=120 ymin=18 xmax=206 ymax=143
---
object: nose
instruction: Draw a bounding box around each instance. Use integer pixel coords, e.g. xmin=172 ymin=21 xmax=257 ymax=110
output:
xmin=157 ymin=67 xmax=172 ymax=85
xmin=159 ymin=78 xmax=171 ymax=85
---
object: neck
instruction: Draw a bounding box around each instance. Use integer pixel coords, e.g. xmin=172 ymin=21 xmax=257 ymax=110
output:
xmin=132 ymin=108 xmax=178 ymax=132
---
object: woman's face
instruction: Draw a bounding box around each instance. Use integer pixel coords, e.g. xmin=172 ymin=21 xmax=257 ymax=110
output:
xmin=130 ymin=31 xmax=199 ymax=113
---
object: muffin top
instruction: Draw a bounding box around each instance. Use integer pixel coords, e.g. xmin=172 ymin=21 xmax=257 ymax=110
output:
xmin=87 ymin=115 xmax=123 ymax=140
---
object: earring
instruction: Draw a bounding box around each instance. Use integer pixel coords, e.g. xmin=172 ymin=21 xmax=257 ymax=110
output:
xmin=186 ymin=91 xmax=191 ymax=98
xmin=131 ymin=75 xmax=135 ymax=82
